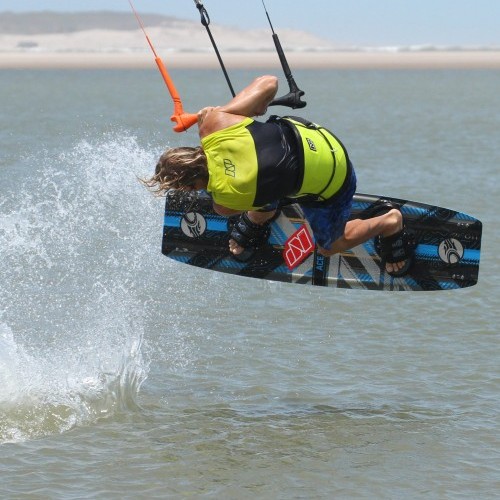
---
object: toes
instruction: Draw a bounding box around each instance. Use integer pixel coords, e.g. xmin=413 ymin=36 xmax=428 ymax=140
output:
xmin=229 ymin=239 xmax=244 ymax=255
xmin=385 ymin=260 xmax=405 ymax=274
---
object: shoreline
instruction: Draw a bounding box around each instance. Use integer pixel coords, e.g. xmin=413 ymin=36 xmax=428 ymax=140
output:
xmin=1 ymin=51 xmax=500 ymax=69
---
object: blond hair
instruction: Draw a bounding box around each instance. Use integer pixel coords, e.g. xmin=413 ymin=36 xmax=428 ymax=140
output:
xmin=142 ymin=146 xmax=208 ymax=195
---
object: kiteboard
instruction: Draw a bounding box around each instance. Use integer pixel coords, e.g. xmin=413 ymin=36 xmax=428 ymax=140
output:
xmin=161 ymin=190 xmax=481 ymax=292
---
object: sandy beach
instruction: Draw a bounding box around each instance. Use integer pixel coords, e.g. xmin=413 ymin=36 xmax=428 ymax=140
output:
xmin=1 ymin=17 xmax=499 ymax=70
xmin=1 ymin=50 xmax=500 ymax=69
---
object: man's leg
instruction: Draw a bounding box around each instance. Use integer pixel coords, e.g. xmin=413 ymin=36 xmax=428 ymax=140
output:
xmin=228 ymin=208 xmax=409 ymax=275
xmin=318 ymin=209 xmax=407 ymax=274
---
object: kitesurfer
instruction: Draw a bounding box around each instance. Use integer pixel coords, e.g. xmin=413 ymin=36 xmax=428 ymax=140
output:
xmin=143 ymin=75 xmax=415 ymax=276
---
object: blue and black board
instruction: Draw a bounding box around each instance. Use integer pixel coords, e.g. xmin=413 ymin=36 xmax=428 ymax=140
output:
xmin=162 ymin=190 xmax=481 ymax=291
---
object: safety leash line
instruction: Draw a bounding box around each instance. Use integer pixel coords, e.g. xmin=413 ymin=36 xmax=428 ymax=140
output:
xmin=129 ymin=0 xmax=197 ymax=132
xmin=193 ymin=0 xmax=236 ymax=97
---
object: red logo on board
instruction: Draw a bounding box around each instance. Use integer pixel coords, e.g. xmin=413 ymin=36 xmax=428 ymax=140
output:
xmin=283 ymin=225 xmax=315 ymax=270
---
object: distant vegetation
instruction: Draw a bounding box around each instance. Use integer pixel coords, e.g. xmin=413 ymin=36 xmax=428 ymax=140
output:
xmin=0 ymin=11 xmax=175 ymax=34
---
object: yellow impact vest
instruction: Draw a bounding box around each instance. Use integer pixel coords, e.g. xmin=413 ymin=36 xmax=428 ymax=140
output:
xmin=279 ymin=116 xmax=349 ymax=203
xmin=202 ymin=116 xmax=349 ymax=210
xmin=202 ymin=118 xmax=259 ymax=211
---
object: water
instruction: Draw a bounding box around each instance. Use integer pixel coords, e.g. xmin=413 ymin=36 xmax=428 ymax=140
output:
xmin=1 ymin=68 xmax=499 ymax=498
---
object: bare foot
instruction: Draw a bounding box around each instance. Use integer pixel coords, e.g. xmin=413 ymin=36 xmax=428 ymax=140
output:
xmin=228 ymin=210 xmax=276 ymax=256
xmin=228 ymin=238 xmax=244 ymax=255
xmin=380 ymin=209 xmax=409 ymax=275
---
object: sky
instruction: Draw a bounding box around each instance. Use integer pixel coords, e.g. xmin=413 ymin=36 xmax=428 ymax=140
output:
xmin=1 ymin=0 xmax=499 ymax=47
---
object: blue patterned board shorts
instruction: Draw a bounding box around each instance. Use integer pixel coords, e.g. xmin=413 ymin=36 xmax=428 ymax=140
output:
xmin=300 ymin=166 xmax=357 ymax=250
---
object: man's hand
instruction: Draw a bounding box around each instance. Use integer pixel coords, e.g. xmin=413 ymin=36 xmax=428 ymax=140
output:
xmin=197 ymin=106 xmax=218 ymax=126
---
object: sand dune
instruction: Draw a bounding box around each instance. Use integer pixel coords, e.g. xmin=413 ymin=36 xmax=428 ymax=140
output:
xmin=1 ymin=11 xmax=499 ymax=69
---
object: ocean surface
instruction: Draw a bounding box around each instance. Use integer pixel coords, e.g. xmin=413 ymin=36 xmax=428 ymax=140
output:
xmin=1 ymin=67 xmax=499 ymax=498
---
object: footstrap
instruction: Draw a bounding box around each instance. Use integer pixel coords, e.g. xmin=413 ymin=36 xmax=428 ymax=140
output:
xmin=375 ymin=228 xmax=416 ymax=263
xmin=229 ymin=212 xmax=271 ymax=249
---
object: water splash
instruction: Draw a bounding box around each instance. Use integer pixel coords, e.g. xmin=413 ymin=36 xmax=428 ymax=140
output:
xmin=0 ymin=133 xmax=160 ymax=443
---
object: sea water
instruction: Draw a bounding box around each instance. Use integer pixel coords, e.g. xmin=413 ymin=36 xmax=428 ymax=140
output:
xmin=1 ymin=68 xmax=499 ymax=498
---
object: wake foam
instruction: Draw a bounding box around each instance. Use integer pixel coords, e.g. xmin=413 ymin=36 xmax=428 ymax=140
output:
xmin=0 ymin=132 xmax=160 ymax=443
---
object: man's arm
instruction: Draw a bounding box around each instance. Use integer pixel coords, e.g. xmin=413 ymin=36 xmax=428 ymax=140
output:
xmin=198 ymin=75 xmax=278 ymax=138
xmin=218 ymin=75 xmax=278 ymax=117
